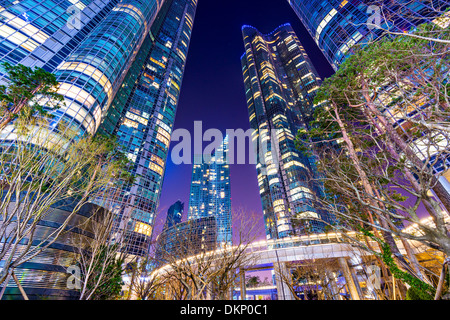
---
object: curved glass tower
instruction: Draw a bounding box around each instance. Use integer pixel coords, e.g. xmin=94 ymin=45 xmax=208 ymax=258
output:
xmin=0 ymin=0 xmax=198 ymax=256
xmin=0 ymin=0 xmax=198 ymax=298
xmin=155 ymin=216 xmax=217 ymax=264
xmin=0 ymin=0 xmax=167 ymax=299
xmin=241 ymin=24 xmax=334 ymax=240
xmin=96 ymin=0 xmax=198 ymax=257
xmin=288 ymin=0 xmax=450 ymax=70
xmin=52 ymin=0 xmax=163 ymax=136
xmin=0 ymin=0 xmax=121 ymax=74
xmin=0 ymin=0 xmax=164 ymax=140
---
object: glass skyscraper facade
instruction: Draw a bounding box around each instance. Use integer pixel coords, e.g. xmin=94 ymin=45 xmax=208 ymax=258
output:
xmin=155 ymin=215 xmax=217 ymax=264
xmin=164 ymin=200 xmax=184 ymax=230
xmin=241 ymin=24 xmax=334 ymax=240
xmin=96 ymin=0 xmax=197 ymax=257
xmin=0 ymin=0 xmax=164 ymax=140
xmin=288 ymin=0 xmax=450 ymax=70
xmin=188 ymin=136 xmax=232 ymax=247
xmin=0 ymin=0 xmax=198 ymax=294
xmin=0 ymin=0 xmax=120 ymax=74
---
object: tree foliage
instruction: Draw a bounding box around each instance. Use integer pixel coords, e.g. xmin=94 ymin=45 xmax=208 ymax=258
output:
xmin=0 ymin=62 xmax=64 ymax=132
xmin=83 ymin=244 xmax=125 ymax=300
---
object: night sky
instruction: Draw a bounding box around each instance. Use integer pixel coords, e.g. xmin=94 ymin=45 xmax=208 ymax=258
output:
xmin=154 ymin=0 xmax=336 ymax=241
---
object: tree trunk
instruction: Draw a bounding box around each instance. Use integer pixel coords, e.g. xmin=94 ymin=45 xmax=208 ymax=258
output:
xmin=332 ymin=104 xmax=423 ymax=281
xmin=0 ymin=115 xmax=12 ymax=131
xmin=360 ymin=81 xmax=450 ymax=232
xmin=434 ymin=258 xmax=449 ymax=300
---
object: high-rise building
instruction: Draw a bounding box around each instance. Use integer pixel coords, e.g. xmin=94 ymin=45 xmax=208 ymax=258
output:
xmin=241 ymin=24 xmax=335 ymax=240
xmin=0 ymin=0 xmax=198 ymax=256
xmin=188 ymin=136 xmax=232 ymax=247
xmin=95 ymin=0 xmax=198 ymax=257
xmin=0 ymin=0 xmax=166 ymax=139
xmin=164 ymin=200 xmax=184 ymax=230
xmin=287 ymin=0 xmax=450 ymax=70
xmin=0 ymin=0 xmax=198 ymax=299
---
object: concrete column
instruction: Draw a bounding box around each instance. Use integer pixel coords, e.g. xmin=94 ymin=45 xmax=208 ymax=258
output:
xmin=239 ymin=269 xmax=246 ymax=300
xmin=338 ymin=257 xmax=361 ymax=300
xmin=326 ymin=271 xmax=342 ymax=300
xmin=273 ymin=262 xmax=295 ymax=300
xmin=349 ymin=265 xmax=364 ymax=300
xmin=164 ymin=284 xmax=171 ymax=300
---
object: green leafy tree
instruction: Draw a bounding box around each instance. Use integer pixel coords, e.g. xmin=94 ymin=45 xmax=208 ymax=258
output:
xmin=83 ymin=244 xmax=125 ymax=300
xmin=0 ymin=62 xmax=64 ymax=132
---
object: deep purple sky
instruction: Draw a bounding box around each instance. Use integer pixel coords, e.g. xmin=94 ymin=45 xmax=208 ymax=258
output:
xmin=154 ymin=0 xmax=335 ymax=241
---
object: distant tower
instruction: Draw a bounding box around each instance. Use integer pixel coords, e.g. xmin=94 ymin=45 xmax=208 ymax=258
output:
xmin=241 ymin=24 xmax=335 ymax=240
xmin=188 ymin=136 xmax=232 ymax=247
xmin=164 ymin=200 xmax=184 ymax=230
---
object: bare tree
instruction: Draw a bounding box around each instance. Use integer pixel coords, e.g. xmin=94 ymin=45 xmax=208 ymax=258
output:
xmin=0 ymin=124 xmax=129 ymax=298
xmin=294 ymin=20 xmax=450 ymax=298
xmin=150 ymin=208 xmax=261 ymax=300
xmin=275 ymin=257 xmax=346 ymax=300
xmin=69 ymin=201 xmax=133 ymax=300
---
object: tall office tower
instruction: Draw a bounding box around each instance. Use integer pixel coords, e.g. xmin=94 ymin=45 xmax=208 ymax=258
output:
xmin=155 ymin=216 xmax=217 ymax=264
xmin=0 ymin=0 xmax=165 ymax=139
xmin=0 ymin=0 xmax=167 ymax=300
xmin=287 ymin=0 xmax=450 ymax=70
xmin=96 ymin=0 xmax=197 ymax=257
xmin=241 ymin=24 xmax=335 ymax=240
xmin=188 ymin=136 xmax=232 ymax=247
xmin=164 ymin=200 xmax=184 ymax=230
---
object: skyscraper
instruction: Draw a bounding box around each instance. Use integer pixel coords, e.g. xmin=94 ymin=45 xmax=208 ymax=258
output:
xmin=241 ymin=24 xmax=334 ymax=240
xmin=287 ymin=0 xmax=450 ymax=70
xmin=188 ymin=136 xmax=232 ymax=247
xmin=164 ymin=200 xmax=184 ymax=230
xmin=0 ymin=0 xmax=171 ymax=299
xmin=96 ymin=0 xmax=198 ymax=257
xmin=0 ymin=0 xmax=166 ymax=139
xmin=0 ymin=0 xmax=198 ymax=299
